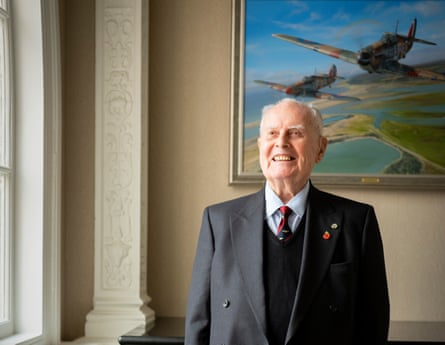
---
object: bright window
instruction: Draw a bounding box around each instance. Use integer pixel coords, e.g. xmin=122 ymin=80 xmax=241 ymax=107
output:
xmin=0 ymin=0 xmax=12 ymax=338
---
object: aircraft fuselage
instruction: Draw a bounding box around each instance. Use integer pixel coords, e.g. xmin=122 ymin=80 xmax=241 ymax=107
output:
xmin=358 ymin=34 xmax=412 ymax=73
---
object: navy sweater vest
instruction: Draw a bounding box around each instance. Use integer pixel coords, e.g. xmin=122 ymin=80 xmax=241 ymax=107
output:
xmin=264 ymin=215 xmax=306 ymax=345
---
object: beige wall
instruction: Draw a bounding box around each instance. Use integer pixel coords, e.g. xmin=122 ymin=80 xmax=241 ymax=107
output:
xmin=61 ymin=0 xmax=96 ymax=340
xmin=61 ymin=0 xmax=445 ymax=340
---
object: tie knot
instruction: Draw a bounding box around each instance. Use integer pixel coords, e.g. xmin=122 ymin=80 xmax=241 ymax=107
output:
xmin=279 ymin=206 xmax=292 ymax=217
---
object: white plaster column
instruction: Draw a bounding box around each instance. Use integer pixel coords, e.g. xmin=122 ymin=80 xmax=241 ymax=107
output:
xmin=83 ymin=0 xmax=154 ymax=340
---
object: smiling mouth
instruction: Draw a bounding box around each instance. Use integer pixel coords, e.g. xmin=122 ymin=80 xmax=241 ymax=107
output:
xmin=273 ymin=155 xmax=295 ymax=162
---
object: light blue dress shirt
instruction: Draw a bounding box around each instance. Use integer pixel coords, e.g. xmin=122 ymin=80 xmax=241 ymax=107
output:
xmin=264 ymin=181 xmax=309 ymax=236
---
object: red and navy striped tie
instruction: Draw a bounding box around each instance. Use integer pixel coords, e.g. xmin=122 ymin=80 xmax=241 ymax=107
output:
xmin=277 ymin=206 xmax=292 ymax=242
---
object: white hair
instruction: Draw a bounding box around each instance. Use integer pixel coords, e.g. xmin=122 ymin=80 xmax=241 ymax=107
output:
xmin=259 ymin=98 xmax=324 ymax=136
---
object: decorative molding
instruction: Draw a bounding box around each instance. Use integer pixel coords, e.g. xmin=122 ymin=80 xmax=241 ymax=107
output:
xmin=82 ymin=0 xmax=154 ymax=341
xmin=102 ymin=6 xmax=136 ymax=289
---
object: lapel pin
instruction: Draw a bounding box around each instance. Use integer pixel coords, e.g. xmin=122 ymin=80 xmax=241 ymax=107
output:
xmin=331 ymin=223 xmax=338 ymax=230
xmin=323 ymin=231 xmax=331 ymax=240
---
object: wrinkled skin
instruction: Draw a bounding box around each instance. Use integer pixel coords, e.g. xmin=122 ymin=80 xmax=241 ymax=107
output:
xmin=258 ymin=100 xmax=328 ymax=203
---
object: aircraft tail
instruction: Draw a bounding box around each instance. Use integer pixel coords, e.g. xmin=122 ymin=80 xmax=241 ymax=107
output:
xmin=407 ymin=18 xmax=417 ymax=40
xmin=404 ymin=18 xmax=416 ymax=52
xmin=328 ymin=64 xmax=337 ymax=78
xmin=397 ymin=18 xmax=436 ymax=49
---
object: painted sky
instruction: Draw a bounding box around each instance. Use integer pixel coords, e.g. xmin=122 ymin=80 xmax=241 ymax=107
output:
xmin=245 ymin=0 xmax=445 ymax=88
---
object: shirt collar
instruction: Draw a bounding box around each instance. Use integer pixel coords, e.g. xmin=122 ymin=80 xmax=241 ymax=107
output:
xmin=265 ymin=181 xmax=310 ymax=218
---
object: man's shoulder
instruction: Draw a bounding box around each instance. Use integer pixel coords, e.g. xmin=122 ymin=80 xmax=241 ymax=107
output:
xmin=206 ymin=189 xmax=264 ymax=213
xmin=311 ymin=185 xmax=373 ymax=210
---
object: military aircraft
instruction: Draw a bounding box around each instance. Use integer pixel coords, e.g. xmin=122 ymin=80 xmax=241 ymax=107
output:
xmin=273 ymin=18 xmax=445 ymax=81
xmin=254 ymin=64 xmax=360 ymax=101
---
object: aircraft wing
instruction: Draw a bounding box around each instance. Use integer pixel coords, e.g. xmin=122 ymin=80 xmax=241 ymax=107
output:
xmin=254 ymin=80 xmax=287 ymax=91
xmin=405 ymin=65 xmax=445 ymax=81
xmin=255 ymin=79 xmax=359 ymax=100
xmin=382 ymin=60 xmax=445 ymax=81
xmin=254 ymin=80 xmax=291 ymax=93
xmin=273 ymin=34 xmax=359 ymax=65
xmin=254 ymin=79 xmax=306 ymax=95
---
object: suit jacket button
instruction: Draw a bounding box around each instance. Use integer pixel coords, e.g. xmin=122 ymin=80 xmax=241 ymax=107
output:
xmin=222 ymin=299 xmax=230 ymax=308
xmin=329 ymin=304 xmax=339 ymax=313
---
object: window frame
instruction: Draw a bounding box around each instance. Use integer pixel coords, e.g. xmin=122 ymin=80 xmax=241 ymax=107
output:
xmin=0 ymin=0 xmax=61 ymax=344
xmin=0 ymin=0 xmax=12 ymax=338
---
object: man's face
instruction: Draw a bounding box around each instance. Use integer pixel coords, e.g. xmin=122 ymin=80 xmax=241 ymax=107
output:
xmin=258 ymin=101 xmax=327 ymax=187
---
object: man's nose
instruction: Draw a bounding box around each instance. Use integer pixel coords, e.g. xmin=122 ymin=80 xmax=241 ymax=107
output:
xmin=275 ymin=132 xmax=289 ymax=147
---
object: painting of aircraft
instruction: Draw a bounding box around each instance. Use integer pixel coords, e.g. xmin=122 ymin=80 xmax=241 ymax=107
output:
xmin=234 ymin=1 xmax=445 ymax=183
xmin=273 ymin=18 xmax=445 ymax=81
xmin=254 ymin=64 xmax=360 ymax=101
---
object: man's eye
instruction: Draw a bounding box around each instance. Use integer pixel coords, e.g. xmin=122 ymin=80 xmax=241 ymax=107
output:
xmin=289 ymin=129 xmax=303 ymax=137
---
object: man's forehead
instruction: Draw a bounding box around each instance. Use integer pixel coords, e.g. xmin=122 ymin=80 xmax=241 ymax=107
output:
xmin=262 ymin=112 xmax=308 ymax=127
xmin=263 ymin=124 xmax=305 ymax=130
xmin=263 ymin=106 xmax=314 ymax=123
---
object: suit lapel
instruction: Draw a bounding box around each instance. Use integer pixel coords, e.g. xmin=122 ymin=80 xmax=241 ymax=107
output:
xmin=230 ymin=189 xmax=268 ymax=337
xmin=286 ymin=186 xmax=343 ymax=343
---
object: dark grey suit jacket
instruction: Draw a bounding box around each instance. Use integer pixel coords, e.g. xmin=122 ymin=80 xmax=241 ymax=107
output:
xmin=185 ymin=184 xmax=389 ymax=345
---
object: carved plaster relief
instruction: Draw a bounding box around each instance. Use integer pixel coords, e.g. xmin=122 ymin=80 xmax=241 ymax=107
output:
xmin=102 ymin=7 xmax=136 ymax=290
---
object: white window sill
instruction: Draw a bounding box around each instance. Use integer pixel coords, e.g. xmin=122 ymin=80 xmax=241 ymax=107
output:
xmin=0 ymin=333 xmax=41 ymax=345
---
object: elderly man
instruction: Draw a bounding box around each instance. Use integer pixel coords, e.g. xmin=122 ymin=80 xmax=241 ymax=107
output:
xmin=185 ymin=98 xmax=389 ymax=345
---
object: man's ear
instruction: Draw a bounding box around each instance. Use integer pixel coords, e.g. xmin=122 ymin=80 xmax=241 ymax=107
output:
xmin=316 ymin=136 xmax=328 ymax=163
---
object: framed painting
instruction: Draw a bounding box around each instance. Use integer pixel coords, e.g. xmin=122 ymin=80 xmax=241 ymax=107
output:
xmin=230 ymin=0 xmax=445 ymax=188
